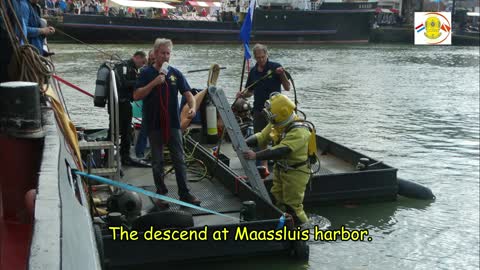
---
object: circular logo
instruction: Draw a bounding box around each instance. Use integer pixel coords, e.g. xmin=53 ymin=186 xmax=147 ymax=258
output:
xmin=419 ymin=12 xmax=451 ymax=44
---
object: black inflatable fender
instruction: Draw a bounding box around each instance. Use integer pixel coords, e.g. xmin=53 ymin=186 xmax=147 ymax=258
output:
xmin=397 ymin=178 xmax=436 ymax=200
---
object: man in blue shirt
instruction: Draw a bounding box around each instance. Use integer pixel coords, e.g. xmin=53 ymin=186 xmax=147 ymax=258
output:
xmin=238 ymin=43 xmax=290 ymax=171
xmin=134 ymin=38 xmax=200 ymax=207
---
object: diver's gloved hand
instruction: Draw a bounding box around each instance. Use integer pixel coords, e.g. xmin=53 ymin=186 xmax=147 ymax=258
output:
xmin=245 ymin=134 xmax=258 ymax=147
xmin=256 ymin=147 xmax=291 ymax=160
xmin=243 ymin=147 xmax=292 ymax=161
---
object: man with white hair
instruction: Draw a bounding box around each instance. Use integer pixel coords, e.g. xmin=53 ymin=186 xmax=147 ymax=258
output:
xmin=134 ymin=38 xmax=200 ymax=207
xmin=238 ymin=43 xmax=290 ymax=174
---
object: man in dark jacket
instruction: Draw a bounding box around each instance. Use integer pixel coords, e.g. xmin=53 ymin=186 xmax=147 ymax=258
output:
xmin=114 ymin=51 xmax=146 ymax=165
xmin=237 ymin=43 xmax=290 ymax=172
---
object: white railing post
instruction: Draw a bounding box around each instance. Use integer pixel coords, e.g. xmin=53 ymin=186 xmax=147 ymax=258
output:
xmin=109 ymin=69 xmax=121 ymax=181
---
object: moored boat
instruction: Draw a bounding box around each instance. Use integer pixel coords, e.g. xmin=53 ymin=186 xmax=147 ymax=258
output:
xmin=49 ymin=1 xmax=377 ymax=44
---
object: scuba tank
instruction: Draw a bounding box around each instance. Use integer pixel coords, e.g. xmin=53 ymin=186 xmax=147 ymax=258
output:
xmin=205 ymin=95 xmax=218 ymax=144
xmin=94 ymin=63 xmax=111 ymax=107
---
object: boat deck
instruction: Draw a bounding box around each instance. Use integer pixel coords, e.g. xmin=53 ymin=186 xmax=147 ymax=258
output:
xmin=201 ymin=141 xmax=357 ymax=179
xmin=188 ymin=130 xmax=398 ymax=205
xmin=120 ymin=165 xmax=241 ymax=226
xmin=315 ymin=152 xmax=357 ymax=175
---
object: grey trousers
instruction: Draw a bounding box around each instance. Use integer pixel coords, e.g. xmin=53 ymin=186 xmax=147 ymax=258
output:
xmin=148 ymin=128 xmax=190 ymax=197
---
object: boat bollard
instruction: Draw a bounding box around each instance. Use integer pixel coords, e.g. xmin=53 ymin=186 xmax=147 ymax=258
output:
xmin=0 ymin=81 xmax=44 ymax=223
xmin=107 ymin=212 xmax=126 ymax=227
xmin=356 ymin=157 xmax=370 ymax=171
xmin=0 ymin=81 xmax=44 ymax=138
xmin=240 ymin=201 xmax=257 ymax=221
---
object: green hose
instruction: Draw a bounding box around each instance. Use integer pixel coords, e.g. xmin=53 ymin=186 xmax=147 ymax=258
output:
xmin=162 ymin=130 xmax=209 ymax=182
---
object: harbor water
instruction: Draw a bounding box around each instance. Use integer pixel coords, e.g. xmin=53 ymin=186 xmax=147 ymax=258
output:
xmin=50 ymin=43 xmax=480 ymax=270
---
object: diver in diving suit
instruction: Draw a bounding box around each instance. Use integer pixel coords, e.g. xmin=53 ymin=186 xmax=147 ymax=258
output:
xmin=243 ymin=92 xmax=315 ymax=225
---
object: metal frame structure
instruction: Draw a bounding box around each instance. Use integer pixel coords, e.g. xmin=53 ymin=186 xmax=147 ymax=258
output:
xmin=109 ymin=69 xmax=121 ymax=181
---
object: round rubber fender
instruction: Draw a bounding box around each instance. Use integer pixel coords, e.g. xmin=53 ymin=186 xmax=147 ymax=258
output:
xmin=397 ymin=178 xmax=435 ymax=200
xmin=132 ymin=211 xmax=194 ymax=231
xmin=291 ymin=240 xmax=309 ymax=261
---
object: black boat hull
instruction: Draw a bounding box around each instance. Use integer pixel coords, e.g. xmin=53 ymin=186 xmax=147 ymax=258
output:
xmin=49 ymin=5 xmax=375 ymax=44
xmin=264 ymin=135 xmax=399 ymax=205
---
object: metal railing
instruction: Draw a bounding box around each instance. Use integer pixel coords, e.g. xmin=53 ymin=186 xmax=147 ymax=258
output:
xmin=109 ymin=69 xmax=121 ymax=181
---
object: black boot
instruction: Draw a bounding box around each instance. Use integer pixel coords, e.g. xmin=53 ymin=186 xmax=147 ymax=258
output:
xmin=180 ymin=193 xmax=201 ymax=206
xmin=152 ymin=188 xmax=169 ymax=210
xmin=285 ymin=205 xmax=303 ymax=226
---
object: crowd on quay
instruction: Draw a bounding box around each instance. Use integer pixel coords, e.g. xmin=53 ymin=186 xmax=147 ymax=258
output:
xmin=41 ymin=0 xmax=104 ymax=15
xmin=39 ymin=0 xmax=220 ymax=20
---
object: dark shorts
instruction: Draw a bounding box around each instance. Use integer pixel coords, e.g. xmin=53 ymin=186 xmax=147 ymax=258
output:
xmin=253 ymin=110 xmax=268 ymax=133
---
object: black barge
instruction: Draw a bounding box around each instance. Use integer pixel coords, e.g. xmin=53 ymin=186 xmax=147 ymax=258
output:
xmin=49 ymin=2 xmax=377 ymax=44
xmin=81 ymin=129 xmax=310 ymax=269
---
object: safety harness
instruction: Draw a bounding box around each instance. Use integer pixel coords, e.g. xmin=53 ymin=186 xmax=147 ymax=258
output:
xmin=274 ymin=121 xmax=315 ymax=172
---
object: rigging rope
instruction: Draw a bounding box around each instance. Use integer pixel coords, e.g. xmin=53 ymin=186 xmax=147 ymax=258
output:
xmin=0 ymin=0 xmax=53 ymax=90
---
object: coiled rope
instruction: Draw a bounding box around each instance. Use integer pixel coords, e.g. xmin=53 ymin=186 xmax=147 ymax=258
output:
xmin=0 ymin=0 xmax=53 ymax=90
xmin=162 ymin=128 xmax=209 ymax=182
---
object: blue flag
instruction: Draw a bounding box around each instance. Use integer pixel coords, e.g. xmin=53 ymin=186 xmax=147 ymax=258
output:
xmin=240 ymin=0 xmax=256 ymax=59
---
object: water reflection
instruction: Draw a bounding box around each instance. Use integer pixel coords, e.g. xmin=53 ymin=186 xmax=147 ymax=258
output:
xmin=307 ymin=198 xmax=434 ymax=232
xmin=400 ymin=54 xmax=480 ymax=68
